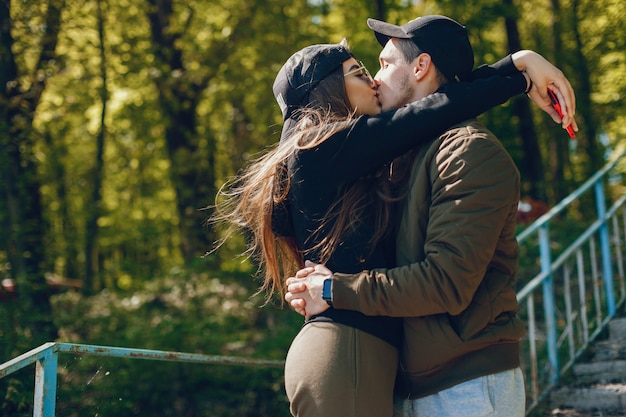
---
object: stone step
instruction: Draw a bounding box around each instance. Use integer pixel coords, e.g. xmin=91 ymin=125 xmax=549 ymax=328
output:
xmin=593 ymin=339 xmax=626 ymax=362
xmin=609 ymin=318 xmax=626 ymax=341
xmin=573 ymin=360 xmax=626 ymax=384
xmin=550 ymin=408 xmax=626 ymax=417
xmin=549 ymin=384 xmax=626 ymax=412
xmin=541 ymin=317 xmax=626 ymax=416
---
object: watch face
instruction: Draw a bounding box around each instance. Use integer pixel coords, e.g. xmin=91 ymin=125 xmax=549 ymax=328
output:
xmin=322 ymin=279 xmax=332 ymax=306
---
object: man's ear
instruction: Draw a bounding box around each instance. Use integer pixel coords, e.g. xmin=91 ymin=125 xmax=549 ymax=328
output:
xmin=414 ymin=53 xmax=433 ymax=81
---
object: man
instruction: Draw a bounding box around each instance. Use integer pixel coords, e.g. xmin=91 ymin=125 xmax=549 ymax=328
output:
xmin=285 ymin=15 xmax=577 ymax=417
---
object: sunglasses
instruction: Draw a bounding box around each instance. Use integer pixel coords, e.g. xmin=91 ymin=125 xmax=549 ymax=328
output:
xmin=343 ymin=61 xmax=373 ymax=82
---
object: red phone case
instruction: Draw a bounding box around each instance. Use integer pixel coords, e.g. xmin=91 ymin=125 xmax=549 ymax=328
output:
xmin=548 ymin=89 xmax=576 ymax=138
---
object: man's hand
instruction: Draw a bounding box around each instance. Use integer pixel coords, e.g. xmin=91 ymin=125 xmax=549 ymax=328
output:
xmin=512 ymin=50 xmax=579 ymax=134
xmin=285 ymin=260 xmax=333 ymax=319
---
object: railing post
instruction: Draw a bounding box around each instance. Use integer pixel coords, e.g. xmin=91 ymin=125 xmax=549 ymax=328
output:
xmin=33 ymin=344 xmax=58 ymax=417
xmin=539 ymin=223 xmax=559 ymax=384
xmin=595 ymin=179 xmax=616 ymax=316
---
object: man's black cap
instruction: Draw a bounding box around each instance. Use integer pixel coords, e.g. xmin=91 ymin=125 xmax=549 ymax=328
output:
xmin=367 ymin=15 xmax=474 ymax=82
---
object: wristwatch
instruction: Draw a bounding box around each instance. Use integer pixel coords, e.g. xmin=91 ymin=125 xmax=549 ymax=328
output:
xmin=322 ymin=278 xmax=333 ymax=307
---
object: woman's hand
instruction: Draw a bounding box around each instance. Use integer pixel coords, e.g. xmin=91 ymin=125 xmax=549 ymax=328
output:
xmin=513 ymin=50 xmax=579 ymax=135
xmin=285 ymin=260 xmax=332 ymax=319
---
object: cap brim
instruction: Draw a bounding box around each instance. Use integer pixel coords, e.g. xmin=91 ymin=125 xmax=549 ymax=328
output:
xmin=367 ymin=18 xmax=411 ymax=46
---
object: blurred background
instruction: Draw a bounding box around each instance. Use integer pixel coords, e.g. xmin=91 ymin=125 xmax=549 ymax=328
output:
xmin=1 ymin=0 xmax=624 ymax=415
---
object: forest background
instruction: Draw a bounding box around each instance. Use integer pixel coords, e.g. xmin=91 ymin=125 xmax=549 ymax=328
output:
xmin=1 ymin=0 xmax=625 ymax=415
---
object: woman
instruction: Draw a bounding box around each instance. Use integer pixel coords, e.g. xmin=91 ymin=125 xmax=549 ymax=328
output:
xmin=212 ymin=40 xmax=573 ymax=417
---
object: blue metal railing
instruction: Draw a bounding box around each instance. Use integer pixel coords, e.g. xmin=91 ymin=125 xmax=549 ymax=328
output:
xmin=516 ymin=152 xmax=626 ymax=413
xmin=2 ymin=153 xmax=626 ymax=417
xmin=0 ymin=342 xmax=284 ymax=417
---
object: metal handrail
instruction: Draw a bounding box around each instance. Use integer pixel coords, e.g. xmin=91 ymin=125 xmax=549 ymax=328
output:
xmin=516 ymin=152 xmax=626 ymax=413
xmin=0 ymin=342 xmax=284 ymax=417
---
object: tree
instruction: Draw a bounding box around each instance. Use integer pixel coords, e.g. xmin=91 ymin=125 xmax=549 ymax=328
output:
xmin=502 ymin=0 xmax=547 ymax=201
xmin=571 ymin=0 xmax=602 ymax=177
xmin=546 ymin=0 xmax=571 ymax=203
xmin=82 ymin=0 xmax=109 ymax=293
xmin=0 ymin=0 xmax=64 ymax=355
xmin=143 ymin=0 xmax=236 ymax=264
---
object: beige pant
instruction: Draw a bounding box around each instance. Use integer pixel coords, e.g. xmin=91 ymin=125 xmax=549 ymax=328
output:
xmin=285 ymin=321 xmax=398 ymax=417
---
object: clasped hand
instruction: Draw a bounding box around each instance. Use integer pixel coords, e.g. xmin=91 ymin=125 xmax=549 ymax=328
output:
xmin=285 ymin=260 xmax=333 ymax=319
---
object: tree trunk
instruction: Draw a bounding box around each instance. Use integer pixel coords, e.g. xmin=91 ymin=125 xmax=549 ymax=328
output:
xmin=548 ymin=0 xmax=571 ymax=203
xmin=503 ymin=0 xmax=547 ymax=201
xmin=572 ymin=0 xmax=602 ymax=178
xmin=83 ymin=0 xmax=109 ymax=293
xmin=43 ymin=130 xmax=81 ymax=281
xmin=373 ymin=0 xmax=386 ymax=20
xmin=0 ymin=0 xmax=64 ymax=352
xmin=145 ymin=0 xmax=216 ymax=263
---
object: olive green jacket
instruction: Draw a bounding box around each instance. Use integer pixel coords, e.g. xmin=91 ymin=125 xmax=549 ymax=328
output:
xmin=331 ymin=119 xmax=526 ymax=398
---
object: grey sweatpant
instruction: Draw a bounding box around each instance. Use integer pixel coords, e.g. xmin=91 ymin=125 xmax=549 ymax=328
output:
xmin=394 ymin=367 xmax=526 ymax=417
